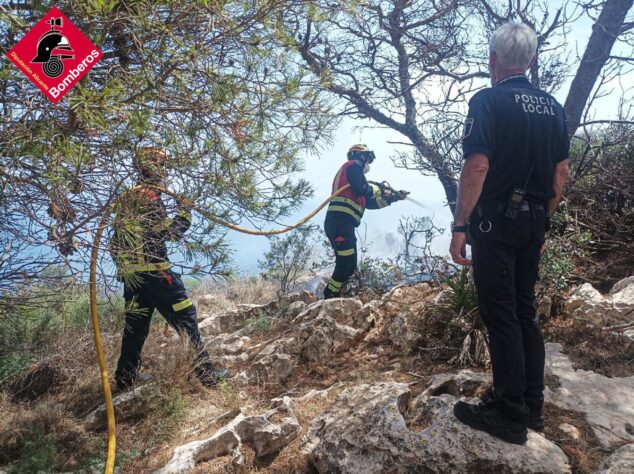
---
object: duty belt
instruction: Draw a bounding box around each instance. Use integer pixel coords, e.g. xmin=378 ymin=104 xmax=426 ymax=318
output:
xmin=477 ymin=201 xmax=545 ymax=217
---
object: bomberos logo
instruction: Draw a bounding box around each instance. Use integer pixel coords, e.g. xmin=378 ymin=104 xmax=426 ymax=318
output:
xmin=6 ymin=6 xmax=103 ymax=103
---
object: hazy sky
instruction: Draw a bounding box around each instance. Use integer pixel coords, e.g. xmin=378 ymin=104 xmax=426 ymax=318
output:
xmin=204 ymin=12 xmax=631 ymax=275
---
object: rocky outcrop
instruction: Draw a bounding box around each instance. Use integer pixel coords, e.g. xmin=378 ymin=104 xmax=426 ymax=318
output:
xmin=195 ymin=294 xmax=218 ymax=319
xmin=386 ymin=313 xmax=420 ymax=348
xmin=284 ymin=300 xmax=307 ymax=318
xmin=298 ymin=315 xmax=363 ymax=362
xmin=414 ymin=369 xmax=491 ymax=406
xmin=156 ymin=400 xmax=300 ymax=473
xmin=198 ymin=308 xmax=251 ymax=336
xmin=597 ymin=444 xmax=634 ymax=473
xmin=250 ymin=353 xmax=294 ymax=385
xmin=544 ymin=342 xmax=634 ymax=448
xmin=565 ymin=277 xmax=634 ymax=326
xmin=85 ymin=383 xmax=161 ymax=429
xmin=292 ymin=298 xmax=364 ymax=325
xmin=304 ymin=382 xmax=570 ymax=474
xmin=286 ymin=290 xmax=319 ymax=306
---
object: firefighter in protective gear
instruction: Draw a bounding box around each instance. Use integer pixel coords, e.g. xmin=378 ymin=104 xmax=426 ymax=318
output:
xmin=110 ymin=147 xmax=229 ymax=391
xmin=324 ymin=144 xmax=408 ymax=299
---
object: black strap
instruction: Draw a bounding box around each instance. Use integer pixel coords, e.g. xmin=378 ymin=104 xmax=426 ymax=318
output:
xmin=522 ymin=161 xmax=535 ymax=190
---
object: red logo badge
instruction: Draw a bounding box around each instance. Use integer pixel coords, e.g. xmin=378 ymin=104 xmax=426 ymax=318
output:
xmin=6 ymin=6 xmax=103 ymax=103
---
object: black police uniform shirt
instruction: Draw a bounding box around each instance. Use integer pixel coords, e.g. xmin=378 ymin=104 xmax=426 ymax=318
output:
xmin=462 ymin=75 xmax=570 ymax=206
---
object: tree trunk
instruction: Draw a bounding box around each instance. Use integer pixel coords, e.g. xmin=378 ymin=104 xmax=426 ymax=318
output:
xmin=563 ymin=0 xmax=633 ymax=136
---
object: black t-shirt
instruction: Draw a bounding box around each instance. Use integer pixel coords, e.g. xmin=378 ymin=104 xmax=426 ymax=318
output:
xmin=462 ymin=75 xmax=570 ymax=206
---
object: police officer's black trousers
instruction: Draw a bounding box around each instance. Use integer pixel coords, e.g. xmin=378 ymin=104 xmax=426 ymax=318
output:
xmin=470 ymin=208 xmax=548 ymax=422
xmin=115 ymin=269 xmax=211 ymax=389
xmin=324 ymin=214 xmax=357 ymax=298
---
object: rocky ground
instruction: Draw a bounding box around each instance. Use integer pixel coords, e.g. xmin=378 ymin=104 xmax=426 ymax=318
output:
xmin=2 ymin=279 xmax=633 ymax=473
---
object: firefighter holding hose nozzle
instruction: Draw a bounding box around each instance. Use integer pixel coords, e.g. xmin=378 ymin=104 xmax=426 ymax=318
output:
xmin=324 ymin=144 xmax=408 ymax=299
xmin=109 ymin=147 xmax=229 ymax=391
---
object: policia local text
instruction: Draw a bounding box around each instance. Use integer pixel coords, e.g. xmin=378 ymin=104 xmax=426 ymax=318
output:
xmin=514 ymin=93 xmax=558 ymax=116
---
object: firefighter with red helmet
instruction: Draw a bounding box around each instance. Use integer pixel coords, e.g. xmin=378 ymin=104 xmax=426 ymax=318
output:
xmin=110 ymin=147 xmax=229 ymax=391
xmin=324 ymin=144 xmax=408 ymax=299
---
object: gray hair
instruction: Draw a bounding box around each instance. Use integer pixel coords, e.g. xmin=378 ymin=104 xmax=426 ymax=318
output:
xmin=490 ymin=23 xmax=538 ymax=70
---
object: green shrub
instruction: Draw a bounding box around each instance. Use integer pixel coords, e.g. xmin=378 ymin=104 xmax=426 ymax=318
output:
xmin=0 ymin=353 xmax=31 ymax=384
xmin=246 ymin=312 xmax=270 ymax=332
xmin=7 ymin=427 xmax=56 ymax=474
xmin=344 ymin=257 xmax=401 ymax=296
xmin=416 ymin=268 xmax=488 ymax=368
xmin=158 ymin=388 xmax=188 ymax=420
xmin=440 ymin=268 xmax=479 ymax=317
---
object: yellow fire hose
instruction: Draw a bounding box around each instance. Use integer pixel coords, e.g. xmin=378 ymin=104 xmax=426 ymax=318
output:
xmin=88 ymin=183 xmax=351 ymax=473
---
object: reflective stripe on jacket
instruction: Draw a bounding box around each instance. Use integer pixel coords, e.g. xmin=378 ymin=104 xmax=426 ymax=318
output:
xmin=327 ymin=161 xmax=366 ymax=224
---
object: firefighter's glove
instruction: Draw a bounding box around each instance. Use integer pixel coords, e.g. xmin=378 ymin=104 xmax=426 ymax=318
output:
xmin=398 ymin=190 xmax=409 ymax=201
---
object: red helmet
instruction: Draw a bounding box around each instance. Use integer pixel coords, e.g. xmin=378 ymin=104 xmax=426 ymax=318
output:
xmin=347 ymin=144 xmax=376 ymax=163
xmin=134 ymin=147 xmax=168 ymax=177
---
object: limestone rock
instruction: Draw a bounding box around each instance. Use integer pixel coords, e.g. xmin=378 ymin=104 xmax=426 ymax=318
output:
xmin=353 ymin=300 xmax=384 ymax=332
xmin=284 ymin=300 xmax=307 ymax=318
xmin=157 ymin=403 xmax=300 ymax=473
xmin=544 ymin=343 xmax=634 ymax=448
xmin=199 ymin=304 xmax=272 ymax=336
xmin=260 ymin=335 xmax=299 ymax=356
xmin=252 ymin=416 xmax=301 ymax=457
xmin=85 ymin=383 xmax=161 ymax=429
xmin=155 ymin=415 xmax=244 ymax=473
xmin=233 ymin=370 xmax=250 ymax=386
xmin=381 ymin=282 xmax=432 ymax=304
xmin=415 ymin=369 xmax=491 ymax=407
xmin=292 ymin=298 xmax=363 ymax=326
xmin=558 ymin=423 xmax=580 ymax=441
xmin=298 ymin=316 xmax=363 ymax=362
xmin=198 ymin=309 xmax=243 ymax=336
xmin=216 ymin=352 xmax=250 ymax=367
xmin=386 ymin=313 xmax=420 ymax=348
xmin=196 ymin=294 xmax=218 ymax=316
xmin=565 ymin=277 xmax=634 ymax=326
xmin=304 ymin=382 xmax=570 ymax=474
xmin=597 ymin=444 xmax=634 ymax=473
xmin=250 ymin=353 xmax=294 ymax=384
xmin=434 ymin=288 xmax=455 ymax=306
xmin=211 ymin=334 xmax=251 ymax=355
xmin=610 ymin=276 xmax=634 ymax=295
xmin=287 ymin=290 xmax=319 ymax=305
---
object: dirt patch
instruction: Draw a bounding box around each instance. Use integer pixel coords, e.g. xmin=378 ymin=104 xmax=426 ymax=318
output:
xmin=542 ymin=402 xmax=611 ymax=474
xmin=543 ymin=317 xmax=634 ymax=377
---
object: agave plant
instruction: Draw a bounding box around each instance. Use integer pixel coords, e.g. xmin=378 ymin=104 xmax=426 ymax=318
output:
xmin=440 ymin=268 xmax=490 ymax=368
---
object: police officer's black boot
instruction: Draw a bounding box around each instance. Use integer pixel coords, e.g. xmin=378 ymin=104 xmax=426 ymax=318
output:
xmin=453 ymin=395 xmax=528 ymax=445
xmin=453 ymin=400 xmax=528 ymax=445
xmin=527 ymin=404 xmax=544 ymax=431
xmin=194 ymin=362 xmax=230 ymax=387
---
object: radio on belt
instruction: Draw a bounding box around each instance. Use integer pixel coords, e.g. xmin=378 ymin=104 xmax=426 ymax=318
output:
xmin=504 ymin=187 xmax=527 ymax=220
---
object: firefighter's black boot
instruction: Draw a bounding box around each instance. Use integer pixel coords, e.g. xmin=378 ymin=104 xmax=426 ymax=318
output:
xmin=194 ymin=362 xmax=230 ymax=387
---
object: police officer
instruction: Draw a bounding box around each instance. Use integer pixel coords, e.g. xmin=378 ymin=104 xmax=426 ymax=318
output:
xmin=324 ymin=144 xmax=408 ymax=299
xmin=110 ymin=147 xmax=229 ymax=391
xmin=449 ymin=23 xmax=570 ymax=444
